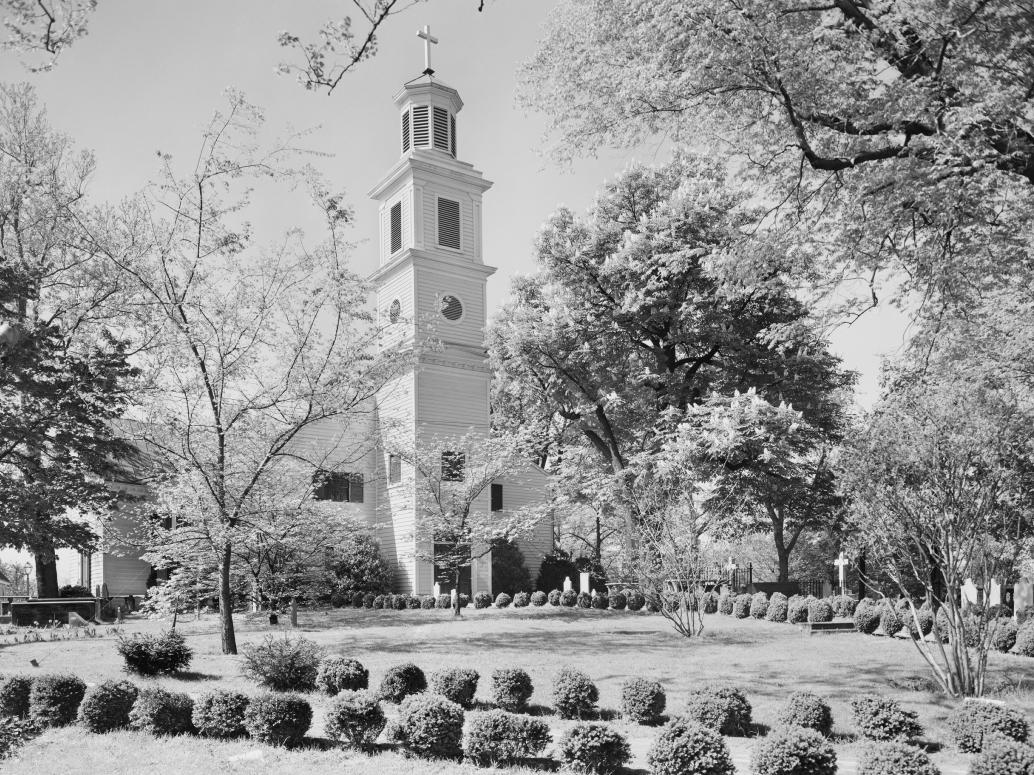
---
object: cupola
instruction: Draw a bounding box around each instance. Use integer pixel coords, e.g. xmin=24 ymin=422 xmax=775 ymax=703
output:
xmin=397 ymin=25 xmax=462 ymax=158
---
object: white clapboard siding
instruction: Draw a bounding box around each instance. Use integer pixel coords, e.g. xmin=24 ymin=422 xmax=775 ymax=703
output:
xmin=413 ymin=266 xmax=487 ymax=349
xmin=416 ymin=366 xmax=490 ymax=428
xmin=495 ymin=463 xmax=553 ymax=584
xmin=421 ymin=188 xmax=475 ymax=261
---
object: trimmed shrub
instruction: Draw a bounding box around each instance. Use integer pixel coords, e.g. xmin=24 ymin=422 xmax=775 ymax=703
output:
xmin=607 ymin=591 xmax=626 ymax=611
xmin=732 ymin=593 xmax=751 ymax=618
xmin=420 ymin=595 xmax=436 ymax=610
xmin=513 ymin=591 xmax=531 ymax=608
xmin=904 ymin=607 xmax=934 ymax=640
xmin=561 ymin=589 xmax=578 ymax=607
xmin=626 ymin=589 xmax=646 ymax=611
xmin=880 ymin=605 xmax=903 ymax=637
xmin=330 ymin=532 xmax=392 ymax=595
xmin=831 ymin=594 xmax=858 ymax=618
xmin=765 ymin=593 xmax=788 ymax=623
xmin=495 ymin=592 xmax=513 ymax=608
xmin=577 ymin=591 xmax=592 ymax=608
xmin=491 ymin=538 xmax=533 ymax=596
xmin=474 ymin=591 xmax=493 ymax=609
xmin=683 ymin=685 xmax=752 ymax=736
xmin=466 ymin=709 xmax=551 ymax=765
xmin=776 ymin=691 xmax=832 ymax=736
xmin=315 ymin=656 xmax=368 ymax=695
xmin=492 ymin=668 xmax=533 ymax=712
xmin=718 ymin=594 xmax=734 ymax=616
xmin=78 ymin=679 xmax=138 ymax=733
xmin=28 ymin=674 xmax=86 ymax=727
xmin=647 ymin=717 xmax=735 ymax=775
xmin=129 ymin=687 xmax=195 ymax=736
xmin=0 ymin=716 xmax=38 ymax=760
xmin=749 ymin=592 xmax=769 ymax=619
xmin=854 ymin=601 xmax=881 ymax=634
xmin=857 ymin=740 xmax=939 ymax=775
xmin=192 ymin=690 xmax=250 ymax=739
xmin=702 ymin=591 xmax=719 ymax=614
xmin=850 ymin=695 xmax=921 ymax=742
xmin=591 ymin=593 xmax=609 ymax=610
xmin=394 ymin=594 xmax=408 ymax=610
xmin=458 ymin=593 xmax=470 ymax=609
xmin=244 ymin=693 xmax=311 ymax=747
xmin=434 ymin=594 xmax=449 ymax=609
xmin=787 ymin=596 xmax=809 ymax=624
xmin=116 ymin=630 xmax=193 ymax=676
xmin=994 ymin=619 xmax=1020 ymax=653
xmin=750 ymin=727 xmax=836 ymax=775
xmin=325 ymin=690 xmax=385 ymax=748
xmin=620 ymin=677 xmax=665 ymax=724
xmin=378 ymin=662 xmax=426 ymax=703
xmin=405 ymin=594 xmax=422 ymax=610
xmin=970 ymin=736 xmax=1034 ymax=775
xmin=1016 ymin=622 xmax=1034 ymax=657
xmin=553 ymin=667 xmax=599 ymax=719
xmin=947 ymin=699 xmax=1029 ymax=753
xmin=558 ymin=723 xmax=630 ymax=775
xmin=530 ymin=590 xmax=547 ymax=606
xmin=351 ymin=591 xmax=365 ymax=608
xmin=240 ymin=634 xmax=323 ymax=692
xmin=808 ymin=598 xmax=833 ymax=623
xmin=389 ymin=693 xmax=464 ymax=760
xmin=547 ymin=589 xmax=561 ymax=606
xmin=430 ymin=667 xmax=479 ymax=709
xmin=372 ymin=594 xmax=385 ymax=609
xmin=0 ymin=676 xmax=33 ymax=719
xmin=362 ymin=592 xmax=375 ymax=608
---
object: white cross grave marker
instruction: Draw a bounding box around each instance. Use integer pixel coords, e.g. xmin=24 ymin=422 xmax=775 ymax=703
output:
xmin=833 ymin=551 xmax=849 ymax=595
xmin=417 ymin=25 xmax=438 ymax=74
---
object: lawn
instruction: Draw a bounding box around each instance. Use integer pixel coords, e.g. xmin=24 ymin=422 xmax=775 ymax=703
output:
xmin=3 ymin=606 xmax=1033 ymax=774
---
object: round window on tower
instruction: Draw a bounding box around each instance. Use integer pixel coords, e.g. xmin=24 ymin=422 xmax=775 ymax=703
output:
xmin=440 ymin=295 xmax=463 ymax=322
xmin=389 ymin=299 xmax=401 ymax=324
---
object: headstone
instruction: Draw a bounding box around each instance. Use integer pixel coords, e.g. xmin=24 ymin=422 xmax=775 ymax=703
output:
xmin=67 ymin=612 xmax=90 ymax=628
xmin=450 ymin=588 xmax=458 ymax=609
xmin=1014 ymin=578 xmax=1033 ymax=622
xmin=989 ymin=578 xmax=1002 ymax=608
xmin=579 ymin=572 xmax=590 ymax=595
xmin=563 ymin=576 xmax=572 ymax=593
xmin=433 ymin=582 xmax=441 ymax=599
xmin=961 ymin=578 xmax=979 ymax=610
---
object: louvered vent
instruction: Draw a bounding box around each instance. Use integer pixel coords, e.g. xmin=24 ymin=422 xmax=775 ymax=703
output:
xmin=437 ymin=198 xmax=460 ymax=250
xmin=390 ymin=201 xmax=402 ymax=254
xmin=450 ymin=114 xmax=456 ymax=157
xmin=440 ymin=295 xmax=463 ymax=321
xmin=389 ymin=299 xmax=401 ymax=323
xmin=401 ymin=110 xmax=410 ymax=153
xmin=412 ymin=106 xmax=429 ymax=147
xmin=433 ymin=106 xmax=449 ymax=151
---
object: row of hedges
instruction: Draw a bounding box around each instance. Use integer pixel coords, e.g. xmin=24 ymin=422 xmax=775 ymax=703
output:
xmin=716 ymin=591 xmax=857 ymax=625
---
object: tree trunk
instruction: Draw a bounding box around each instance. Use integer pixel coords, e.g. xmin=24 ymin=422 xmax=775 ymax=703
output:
xmin=453 ymin=568 xmax=462 ymax=618
xmin=775 ymin=545 xmax=790 ymax=585
xmin=218 ymin=540 xmax=237 ymax=654
xmin=34 ymin=547 xmax=59 ymax=598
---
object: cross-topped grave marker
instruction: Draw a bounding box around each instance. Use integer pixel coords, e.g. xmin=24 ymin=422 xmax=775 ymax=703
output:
xmin=417 ymin=25 xmax=438 ymax=75
xmin=833 ymin=551 xmax=849 ymax=595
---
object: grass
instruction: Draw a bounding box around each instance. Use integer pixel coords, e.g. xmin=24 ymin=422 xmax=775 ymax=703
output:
xmin=3 ymin=605 xmax=1034 ymax=773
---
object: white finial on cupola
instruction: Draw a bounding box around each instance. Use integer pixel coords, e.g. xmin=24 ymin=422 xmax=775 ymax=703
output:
xmin=417 ymin=25 xmax=438 ymax=75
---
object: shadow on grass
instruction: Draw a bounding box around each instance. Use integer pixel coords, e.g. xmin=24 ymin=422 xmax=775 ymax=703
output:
xmin=173 ymin=670 xmax=222 ymax=682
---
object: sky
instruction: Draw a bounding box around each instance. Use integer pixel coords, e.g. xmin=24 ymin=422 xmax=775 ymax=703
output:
xmin=0 ymin=1 xmax=908 ymax=581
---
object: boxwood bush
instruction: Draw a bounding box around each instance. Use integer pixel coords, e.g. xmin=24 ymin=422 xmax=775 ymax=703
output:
xmin=491 ymin=668 xmax=533 ymax=712
xmin=0 ymin=676 xmax=33 ymax=719
xmin=776 ymin=691 xmax=832 ymax=736
xmin=531 ymin=590 xmax=547 ymax=606
xmin=474 ymin=591 xmax=493 ymax=609
xmin=682 ymin=685 xmax=752 ymax=737
xmin=750 ymin=726 xmax=836 ymax=775
xmin=129 ymin=687 xmax=195 ymax=736
xmin=591 ymin=592 xmax=609 ymax=610
xmin=378 ymin=662 xmax=426 ymax=703
xmin=513 ymin=591 xmax=531 ymax=608
xmin=372 ymin=594 xmax=385 ymax=609
xmin=404 ymin=594 xmax=421 ymax=610
xmin=495 ymin=592 xmax=512 ymax=608
xmin=854 ymin=600 xmax=881 ymax=634
xmin=465 ymin=709 xmax=551 ymax=765
xmin=420 ymin=595 xmax=436 ymax=609
xmin=905 ymin=607 xmax=934 ymax=640
xmin=436 ymin=594 xmax=451 ymax=609
xmin=362 ymin=592 xmax=375 ymax=608
xmin=787 ymin=596 xmax=809 ymax=624
xmin=315 ymin=656 xmax=368 ymax=695
xmin=116 ymin=630 xmax=193 ymax=676
xmin=240 ymin=634 xmax=323 ymax=692
xmin=561 ymin=589 xmax=578 ymax=607
xmin=969 ymin=736 xmax=1034 ymax=775
xmin=993 ymin=619 xmax=1020 ymax=653
xmin=1015 ymin=621 xmax=1034 ymax=656
xmin=718 ymin=593 xmax=734 ymax=616
xmin=324 ymin=690 xmax=385 ymax=749
xmin=610 ymin=591 xmax=627 ymax=611
xmin=732 ymin=593 xmax=752 ymax=618
xmin=620 ymin=677 xmax=666 ymax=724
xmin=647 ymin=717 xmax=735 ymax=775
xmin=808 ymin=598 xmax=834 ymax=623
xmin=558 ymin=723 xmax=630 ymax=775
xmin=192 ymin=689 xmax=250 ymax=739
xmin=880 ymin=605 xmax=903 ymax=637
xmin=857 ymin=740 xmax=939 ymax=775
xmin=947 ymin=699 xmax=1029 ymax=752
xmin=77 ymin=679 xmax=138 ymax=733
xmin=389 ymin=693 xmax=464 ymax=760
xmin=429 ymin=667 xmax=479 ymax=709
xmin=749 ymin=592 xmax=768 ymax=619
xmin=702 ymin=591 xmax=719 ymax=614
xmin=626 ymin=589 xmax=646 ymax=611
xmin=28 ymin=674 xmax=86 ymax=727
xmin=850 ymin=695 xmax=921 ymax=742
xmin=553 ymin=667 xmax=599 ymax=719
xmin=244 ymin=693 xmax=311 ymax=747
xmin=547 ymin=589 xmax=562 ymax=606
xmin=831 ymin=594 xmax=858 ymax=618
xmin=765 ymin=593 xmax=788 ymax=623
xmin=0 ymin=716 xmax=38 ymax=760
xmin=577 ymin=591 xmax=592 ymax=608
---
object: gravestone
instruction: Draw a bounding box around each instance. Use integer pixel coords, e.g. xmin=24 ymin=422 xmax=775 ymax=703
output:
xmin=433 ymin=582 xmax=441 ymax=599
xmin=579 ymin=572 xmax=591 ymax=595
xmin=450 ymin=588 xmax=457 ymax=609
xmin=988 ymin=578 xmax=1002 ymax=608
xmin=961 ymin=578 xmax=979 ymax=610
xmin=1014 ymin=578 xmax=1033 ymax=622
xmin=67 ymin=612 xmax=90 ymax=628
xmin=563 ymin=576 xmax=572 ymax=593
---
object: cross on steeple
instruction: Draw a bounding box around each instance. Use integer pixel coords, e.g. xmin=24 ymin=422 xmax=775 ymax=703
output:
xmin=417 ymin=25 xmax=438 ymax=75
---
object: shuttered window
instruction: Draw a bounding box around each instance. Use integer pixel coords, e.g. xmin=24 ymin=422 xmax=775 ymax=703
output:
xmin=412 ymin=105 xmax=429 ymax=147
xmin=401 ymin=110 xmax=411 ymax=153
xmin=389 ymin=454 xmax=401 ymax=484
xmin=433 ymin=106 xmax=449 ymax=151
xmin=437 ymin=197 xmax=460 ymax=250
xmin=313 ymin=471 xmax=363 ymax=503
xmin=348 ymin=473 xmax=364 ymax=503
xmin=491 ymin=483 xmax=503 ymax=512
xmin=450 ymin=114 xmax=456 ymax=156
xmin=390 ymin=201 xmax=402 ymax=254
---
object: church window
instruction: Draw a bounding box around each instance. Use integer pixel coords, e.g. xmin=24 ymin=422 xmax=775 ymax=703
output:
xmin=314 ymin=471 xmax=364 ymax=503
xmin=433 ymin=106 xmax=449 ymax=151
xmin=390 ymin=202 xmax=402 ymax=254
xmin=491 ymin=483 xmax=503 ymax=512
xmin=389 ymin=454 xmax=401 ymax=484
xmin=389 ymin=299 xmax=401 ymax=323
xmin=437 ymin=197 xmax=461 ymax=250
xmin=440 ymin=295 xmax=463 ymax=321
xmin=441 ymin=451 xmax=465 ymax=482
xmin=450 ymin=114 xmax=456 ymax=157
xmin=402 ymin=110 xmax=411 ymax=153
xmin=412 ymin=105 xmax=429 ymax=147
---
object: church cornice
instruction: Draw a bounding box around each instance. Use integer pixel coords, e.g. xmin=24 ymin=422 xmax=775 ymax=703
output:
xmin=369 ymin=248 xmax=496 ymax=284
xmin=368 ymin=152 xmax=493 ymax=201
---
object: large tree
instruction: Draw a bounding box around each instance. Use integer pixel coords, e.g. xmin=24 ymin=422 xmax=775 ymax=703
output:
xmin=490 ymin=155 xmax=849 ymax=561
xmin=519 ymin=0 xmax=1034 ymax=313
xmin=0 ymin=83 xmax=135 ymax=597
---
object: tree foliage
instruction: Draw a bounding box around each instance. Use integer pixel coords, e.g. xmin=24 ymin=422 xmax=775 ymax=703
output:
xmin=1 ymin=0 xmax=96 ymax=71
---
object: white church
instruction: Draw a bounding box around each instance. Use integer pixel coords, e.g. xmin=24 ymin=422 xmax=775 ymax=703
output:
xmin=80 ymin=52 xmax=553 ymax=602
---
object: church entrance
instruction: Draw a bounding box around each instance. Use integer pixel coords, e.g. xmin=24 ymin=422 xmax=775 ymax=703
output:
xmin=433 ymin=542 xmax=472 ymax=596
